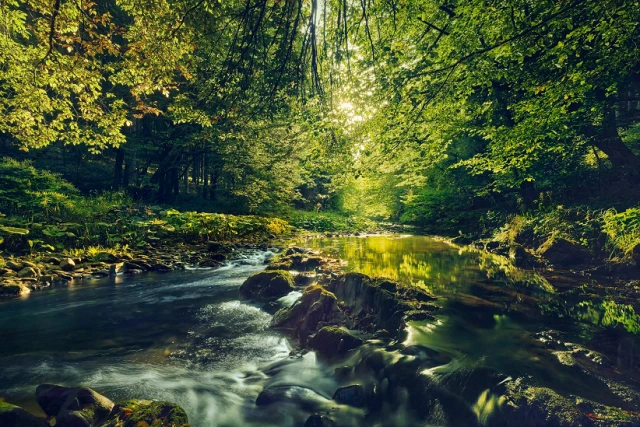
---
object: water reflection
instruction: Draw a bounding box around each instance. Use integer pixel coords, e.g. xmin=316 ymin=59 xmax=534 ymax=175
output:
xmin=304 ymin=235 xmax=640 ymax=410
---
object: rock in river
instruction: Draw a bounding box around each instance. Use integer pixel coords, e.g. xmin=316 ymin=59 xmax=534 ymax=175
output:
xmin=332 ymin=384 xmax=366 ymax=408
xmin=0 ymin=401 xmax=47 ymax=427
xmin=240 ymin=270 xmax=295 ymax=300
xmin=60 ymin=258 xmax=76 ymax=271
xmin=36 ymin=384 xmax=114 ymax=427
xmin=309 ymin=326 xmax=363 ymax=356
xmin=256 ymin=385 xmax=328 ymax=411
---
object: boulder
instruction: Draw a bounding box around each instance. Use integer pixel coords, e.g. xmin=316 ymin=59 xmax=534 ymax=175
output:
xmin=537 ymin=238 xmax=590 ymax=267
xmin=501 ymin=377 xmax=640 ymax=426
xmin=240 ymin=270 xmax=295 ymax=300
xmin=285 ymin=247 xmax=306 ymax=256
xmin=150 ymin=263 xmax=172 ymax=272
xmin=18 ymin=267 xmax=38 ymax=278
xmin=109 ymin=263 xmax=124 ymax=276
xmin=309 ymin=326 xmax=363 ymax=356
xmin=632 ymin=243 xmax=640 ymax=267
xmin=509 ymin=245 xmax=539 ymax=268
xmin=0 ymin=282 xmax=31 ymax=297
xmin=102 ymin=399 xmax=188 ymax=427
xmin=6 ymin=261 xmax=24 ymax=271
xmin=3 ymin=269 xmax=18 ymax=278
xmin=268 ymin=254 xmax=324 ymax=272
xmin=209 ymin=253 xmax=228 ymax=262
xmin=94 ymin=252 xmax=120 ymax=263
xmin=36 ymin=384 xmax=114 ymax=427
xmin=272 ymin=285 xmax=349 ymax=344
xmin=332 ymin=384 xmax=366 ymax=408
xmin=294 ymin=272 xmax=316 ymax=287
xmin=256 ymin=385 xmax=327 ymax=411
xmin=60 ymin=258 xmax=76 ymax=271
xmin=291 ymin=255 xmax=323 ymax=271
xmin=451 ymin=235 xmax=473 ymax=245
xmin=207 ymin=242 xmax=233 ymax=253
xmin=327 ymin=273 xmax=437 ymax=334
xmin=273 ymin=273 xmax=438 ymax=345
xmin=0 ymin=401 xmax=47 ymax=427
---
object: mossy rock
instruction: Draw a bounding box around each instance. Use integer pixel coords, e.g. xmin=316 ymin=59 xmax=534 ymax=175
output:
xmin=309 ymin=326 xmax=363 ymax=356
xmin=239 ymin=270 xmax=295 ymax=300
xmin=36 ymin=384 xmax=114 ymax=426
xmin=537 ymin=238 xmax=591 ymax=267
xmin=272 ymin=285 xmax=349 ymax=344
xmin=0 ymin=282 xmax=31 ymax=297
xmin=501 ymin=378 xmax=640 ymax=426
xmin=103 ymin=399 xmax=189 ymax=427
xmin=0 ymin=401 xmax=48 ymax=427
xmin=327 ymin=273 xmax=437 ymax=334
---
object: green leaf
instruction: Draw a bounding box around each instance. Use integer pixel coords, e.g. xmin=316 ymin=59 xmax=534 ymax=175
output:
xmin=0 ymin=226 xmax=29 ymax=235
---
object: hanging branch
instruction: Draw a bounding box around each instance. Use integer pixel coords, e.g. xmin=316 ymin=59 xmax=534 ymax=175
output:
xmin=170 ymin=0 xmax=207 ymax=37
xmin=417 ymin=17 xmax=450 ymax=35
xmin=360 ymin=0 xmax=376 ymax=60
xmin=343 ymin=0 xmax=350 ymax=72
xmin=39 ymin=0 xmax=62 ymax=65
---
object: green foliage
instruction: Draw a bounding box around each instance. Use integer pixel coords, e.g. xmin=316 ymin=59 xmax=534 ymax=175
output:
xmin=0 ymin=159 xmax=296 ymax=253
xmin=494 ymin=207 xmax=604 ymax=248
xmin=0 ymin=158 xmax=78 ymax=217
xmin=573 ymin=300 xmax=640 ymax=334
xmin=602 ymin=207 xmax=640 ymax=256
xmin=286 ymin=210 xmax=377 ymax=233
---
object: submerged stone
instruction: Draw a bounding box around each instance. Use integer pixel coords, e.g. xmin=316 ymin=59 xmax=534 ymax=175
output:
xmin=332 ymin=384 xmax=366 ymax=408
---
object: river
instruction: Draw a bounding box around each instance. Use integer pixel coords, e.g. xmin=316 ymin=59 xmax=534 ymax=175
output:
xmin=1 ymin=236 xmax=639 ymax=426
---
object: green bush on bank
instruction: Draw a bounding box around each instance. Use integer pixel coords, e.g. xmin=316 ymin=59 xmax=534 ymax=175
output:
xmin=0 ymin=158 xmax=293 ymax=254
xmin=285 ymin=209 xmax=378 ymax=233
xmin=493 ymin=205 xmax=640 ymax=261
xmin=602 ymin=207 xmax=640 ymax=256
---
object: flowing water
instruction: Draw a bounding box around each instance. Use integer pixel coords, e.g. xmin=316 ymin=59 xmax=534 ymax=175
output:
xmin=1 ymin=236 xmax=639 ymax=426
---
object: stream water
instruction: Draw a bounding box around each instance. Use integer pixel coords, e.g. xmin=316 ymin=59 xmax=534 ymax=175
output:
xmin=1 ymin=236 xmax=639 ymax=426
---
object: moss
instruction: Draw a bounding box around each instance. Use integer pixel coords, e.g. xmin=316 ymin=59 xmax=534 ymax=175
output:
xmin=310 ymin=326 xmax=364 ymax=357
xmin=303 ymin=284 xmax=336 ymax=299
xmin=104 ymin=399 xmax=189 ymax=427
xmin=0 ymin=401 xmax=47 ymax=427
xmin=240 ymin=270 xmax=295 ymax=300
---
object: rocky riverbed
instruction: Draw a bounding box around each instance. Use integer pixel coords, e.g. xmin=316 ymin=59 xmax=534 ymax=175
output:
xmin=0 ymin=239 xmax=280 ymax=298
xmin=2 ymin=235 xmax=640 ymax=426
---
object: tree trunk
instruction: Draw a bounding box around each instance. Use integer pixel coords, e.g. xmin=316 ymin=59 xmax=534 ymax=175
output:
xmin=210 ymin=170 xmax=218 ymax=201
xmin=202 ymin=151 xmax=209 ymax=198
xmin=113 ymin=148 xmax=125 ymax=189
xmin=591 ymin=105 xmax=640 ymax=182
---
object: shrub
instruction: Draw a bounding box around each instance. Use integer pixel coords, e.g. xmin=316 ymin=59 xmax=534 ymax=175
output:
xmin=602 ymin=206 xmax=640 ymax=256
